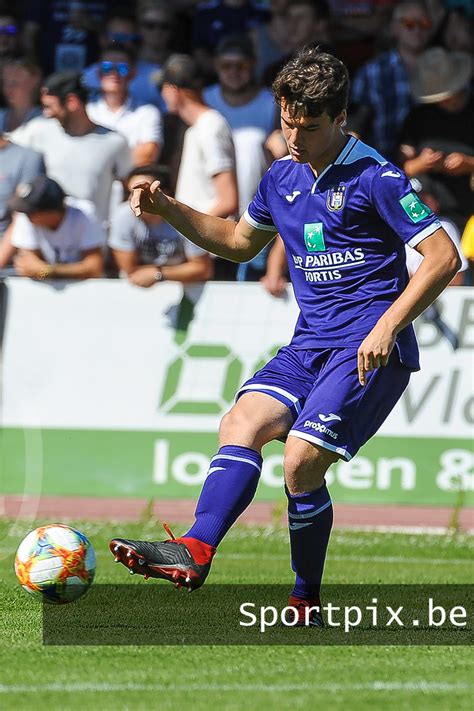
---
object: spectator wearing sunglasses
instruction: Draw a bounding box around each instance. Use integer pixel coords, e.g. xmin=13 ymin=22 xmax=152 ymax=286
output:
xmin=349 ymin=0 xmax=432 ymax=160
xmin=82 ymin=9 xmax=165 ymax=111
xmin=87 ymin=44 xmax=163 ymax=167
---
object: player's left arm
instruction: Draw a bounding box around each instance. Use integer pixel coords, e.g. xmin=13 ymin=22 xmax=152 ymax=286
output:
xmin=358 ymin=227 xmax=460 ymax=385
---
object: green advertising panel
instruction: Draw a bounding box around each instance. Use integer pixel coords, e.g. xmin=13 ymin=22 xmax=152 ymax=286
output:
xmin=1 ymin=427 xmax=472 ymax=507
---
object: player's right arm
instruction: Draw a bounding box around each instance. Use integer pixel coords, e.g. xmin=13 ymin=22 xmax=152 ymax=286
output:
xmin=130 ymin=180 xmax=273 ymax=263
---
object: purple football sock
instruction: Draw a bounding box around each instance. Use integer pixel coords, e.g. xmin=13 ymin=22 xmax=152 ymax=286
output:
xmin=183 ymin=445 xmax=262 ymax=547
xmin=286 ymin=483 xmax=333 ymax=600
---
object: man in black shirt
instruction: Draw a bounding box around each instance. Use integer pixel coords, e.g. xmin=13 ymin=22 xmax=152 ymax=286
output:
xmin=400 ymin=47 xmax=473 ymax=233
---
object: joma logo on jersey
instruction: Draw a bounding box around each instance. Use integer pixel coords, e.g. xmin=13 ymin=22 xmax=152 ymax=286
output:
xmin=399 ymin=192 xmax=432 ymax=223
xmin=304 ymin=222 xmax=326 ymax=252
xmin=326 ymin=185 xmax=346 ymax=211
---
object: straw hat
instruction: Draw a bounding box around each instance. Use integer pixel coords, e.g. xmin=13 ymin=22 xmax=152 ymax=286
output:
xmin=410 ymin=47 xmax=472 ymax=103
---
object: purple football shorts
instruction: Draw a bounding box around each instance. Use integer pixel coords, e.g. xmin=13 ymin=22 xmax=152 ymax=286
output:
xmin=236 ymin=345 xmax=412 ymax=461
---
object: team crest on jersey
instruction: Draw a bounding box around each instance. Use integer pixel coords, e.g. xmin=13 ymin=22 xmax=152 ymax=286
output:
xmin=327 ymin=185 xmax=346 ymax=212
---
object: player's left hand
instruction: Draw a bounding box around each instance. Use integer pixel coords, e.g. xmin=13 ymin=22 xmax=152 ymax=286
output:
xmin=128 ymin=265 xmax=161 ymax=288
xmin=357 ymin=323 xmax=396 ymax=386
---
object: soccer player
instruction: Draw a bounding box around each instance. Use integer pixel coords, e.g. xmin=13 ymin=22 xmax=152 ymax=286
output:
xmin=111 ymin=48 xmax=460 ymax=624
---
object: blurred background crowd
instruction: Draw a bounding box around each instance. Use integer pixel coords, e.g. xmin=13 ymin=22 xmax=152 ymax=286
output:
xmin=0 ymin=0 xmax=472 ymax=291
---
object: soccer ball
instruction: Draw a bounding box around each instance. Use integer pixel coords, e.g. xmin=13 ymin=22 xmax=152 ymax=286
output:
xmin=15 ymin=524 xmax=96 ymax=604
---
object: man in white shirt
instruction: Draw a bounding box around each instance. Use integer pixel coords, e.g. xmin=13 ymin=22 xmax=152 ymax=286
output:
xmin=87 ymin=43 xmax=163 ymax=166
xmin=9 ymin=175 xmax=104 ymax=280
xmin=156 ymin=54 xmax=238 ymax=278
xmin=157 ymin=54 xmax=238 ymax=219
xmin=10 ymin=71 xmax=132 ymax=224
xmin=82 ymin=8 xmax=166 ymax=110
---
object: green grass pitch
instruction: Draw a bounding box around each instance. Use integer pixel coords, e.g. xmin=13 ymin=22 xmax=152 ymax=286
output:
xmin=0 ymin=517 xmax=472 ymax=710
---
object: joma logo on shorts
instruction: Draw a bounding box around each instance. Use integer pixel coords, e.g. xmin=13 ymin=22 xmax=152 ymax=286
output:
xmin=303 ymin=420 xmax=338 ymax=440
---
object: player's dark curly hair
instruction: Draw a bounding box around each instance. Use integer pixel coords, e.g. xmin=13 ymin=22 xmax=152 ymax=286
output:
xmin=272 ymin=47 xmax=350 ymax=120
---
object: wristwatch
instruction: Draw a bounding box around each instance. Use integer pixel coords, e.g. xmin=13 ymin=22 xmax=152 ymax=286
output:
xmin=38 ymin=265 xmax=52 ymax=280
xmin=154 ymin=268 xmax=165 ymax=282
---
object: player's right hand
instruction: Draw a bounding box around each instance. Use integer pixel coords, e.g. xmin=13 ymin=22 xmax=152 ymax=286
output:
xmin=130 ymin=180 xmax=168 ymax=218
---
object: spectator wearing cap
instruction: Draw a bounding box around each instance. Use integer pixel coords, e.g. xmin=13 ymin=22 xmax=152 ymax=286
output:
xmin=399 ymin=46 xmax=473 ymax=234
xmin=86 ymin=44 xmax=163 ymax=166
xmin=11 ymin=71 xmax=131 ymax=224
xmin=109 ymin=164 xmax=213 ymax=287
xmin=349 ymin=0 xmax=432 ymax=160
xmin=9 ymin=175 xmax=104 ymax=280
xmin=158 ymin=54 xmax=238 ymax=219
xmin=158 ymin=53 xmax=238 ymax=279
xmin=82 ymin=8 xmax=165 ymax=110
xmin=203 ymin=34 xmax=279 ymax=281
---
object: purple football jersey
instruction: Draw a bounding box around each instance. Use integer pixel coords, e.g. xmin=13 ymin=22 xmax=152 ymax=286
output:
xmin=245 ymin=136 xmax=442 ymax=369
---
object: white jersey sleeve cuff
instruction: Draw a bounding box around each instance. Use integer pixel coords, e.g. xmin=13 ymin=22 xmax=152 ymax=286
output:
xmin=407 ymin=220 xmax=442 ymax=248
xmin=243 ymin=209 xmax=277 ymax=232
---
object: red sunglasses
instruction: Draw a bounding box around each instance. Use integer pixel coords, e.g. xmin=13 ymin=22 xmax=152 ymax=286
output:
xmin=400 ymin=16 xmax=432 ymax=30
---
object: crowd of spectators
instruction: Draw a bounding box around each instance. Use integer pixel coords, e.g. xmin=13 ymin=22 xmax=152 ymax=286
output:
xmin=0 ymin=0 xmax=472 ymax=288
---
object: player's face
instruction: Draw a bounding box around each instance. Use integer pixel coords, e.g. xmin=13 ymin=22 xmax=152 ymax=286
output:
xmin=280 ymin=103 xmax=345 ymax=164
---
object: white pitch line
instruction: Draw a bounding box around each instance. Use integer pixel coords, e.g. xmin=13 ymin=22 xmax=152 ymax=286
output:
xmin=339 ymin=526 xmax=474 ymax=535
xmin=0 ymin=682 xmax=471 ymax=694
xmin=220 ymin=553 xmax=472 ymax=566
